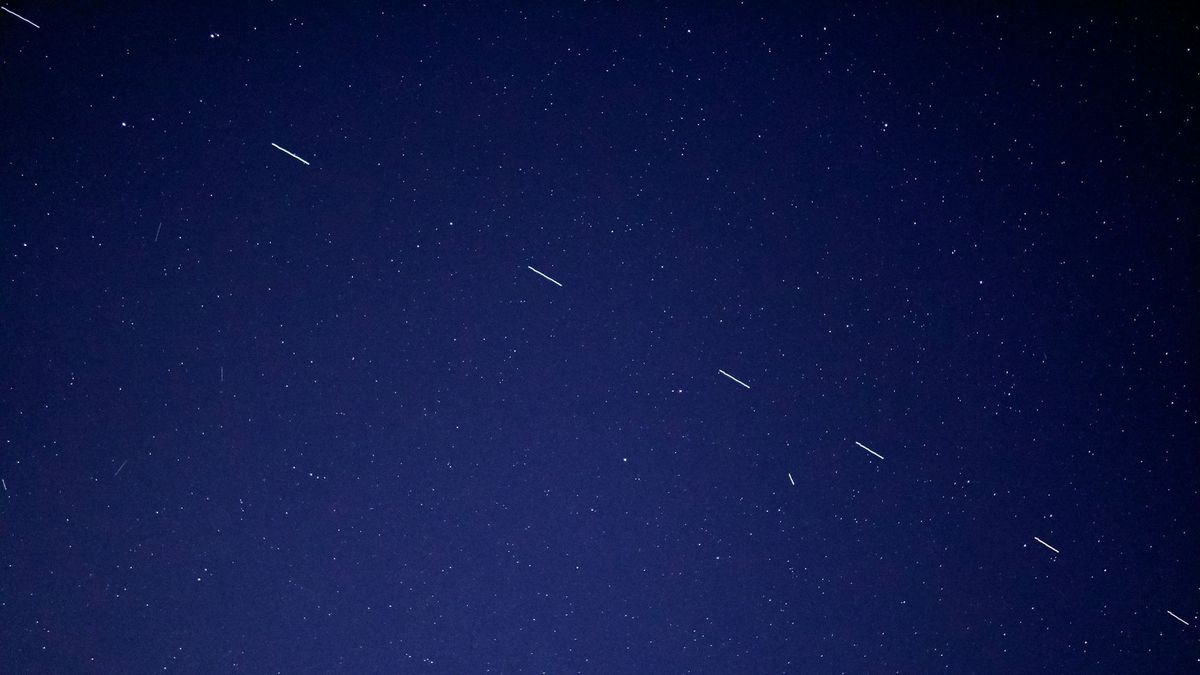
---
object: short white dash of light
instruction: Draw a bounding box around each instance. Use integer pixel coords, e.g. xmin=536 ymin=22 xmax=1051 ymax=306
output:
xmin=787 ymin=472 xmax=794 ymax=486
xmin=271 ymin=142 xmax=310 ymax=165
xmin=527 ymin=266 xmax=562 ymax=287
xmin=855 ymin=441 xmax=884 ymax=460
xmin=1 ymin=478 xmax=6 ymax=492
xmin=1033 ymin=536 xmax=1059 ymax=554
xmin=220 ymin=366 xmax=224 ymax=383
xmin=1167 ymin=610 xmax=1190 ymax=626
xmin=2 ymin=6 xmax=40 ymax=28
xmin=114 ymin=459 xmax=128 ymax=478
xmin=717 ymin=369 xmax=750 ymax=389
xmin=154 ymin=223 xmax=162 ymax=242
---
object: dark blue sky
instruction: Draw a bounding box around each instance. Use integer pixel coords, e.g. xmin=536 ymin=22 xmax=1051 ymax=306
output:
xmin=1 ymin=2 xmax=1197 ymax=672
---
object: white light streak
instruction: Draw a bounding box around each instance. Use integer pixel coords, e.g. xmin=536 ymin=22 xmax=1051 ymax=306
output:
xmin=787 ymin=472 xmax=795 ymax=486
xmin=271 ymin=142 xmax=310 ymax=165
xmin=1033 ymin=536 xmax=1059 ymax=554
xmin=2 ymin=6 xmax=40 ymax=28
xmin=526 ymin=265 xmax=562 ymax=287
xmin=855 ymin=441 xmax=884 ymax=460
xmin=1167 ymin=610 xmax=1190 ymax=626
xmin=717 ymin=369 xmax=750 ymax=389
xmin=114 ymin=459 xmax=128 ymax=477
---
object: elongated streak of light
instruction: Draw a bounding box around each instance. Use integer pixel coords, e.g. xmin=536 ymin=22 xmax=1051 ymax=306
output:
xmin=2 ymin=6 xmax=40 ymax=28
xmin=717 ymin=369 xmax=750 ymax=389
xmin=527 ymin=266 xmax=562 ymax=287
xmin=271 ymin=142 xmax=310 ymax=165
xmin=1033 ymin=536 xmax=1059 ymax=554
xmin=855 ymin=441 xmax=884 ymax=459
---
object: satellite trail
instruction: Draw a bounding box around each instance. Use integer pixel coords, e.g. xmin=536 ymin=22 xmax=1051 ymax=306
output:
xmin=527 ymin=266 xmax=562 ymax=287
xmin=717 ymin=369 xmax=750 ymax=389
xmin=1033 ymin=536 xmax=1059 ymax=554
xmin=2 ymin=6 xmax=40 ymax=28
xmin=855 ymin=441 xmax=884 ymax=460
xmin=271 ymin=142 xmax=310 ymax=165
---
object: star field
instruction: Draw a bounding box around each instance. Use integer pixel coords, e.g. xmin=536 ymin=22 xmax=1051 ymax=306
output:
xmin=1 ymin=3 xmax=1197 ymax=672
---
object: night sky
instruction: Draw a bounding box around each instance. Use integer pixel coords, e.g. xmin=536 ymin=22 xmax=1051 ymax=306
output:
xmin=1 ymin=3 xmax=1197 ymax=673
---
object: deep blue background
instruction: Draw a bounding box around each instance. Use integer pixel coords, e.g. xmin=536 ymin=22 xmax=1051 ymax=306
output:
xmin=1 ymin=3 xmax=1197 ymax=672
